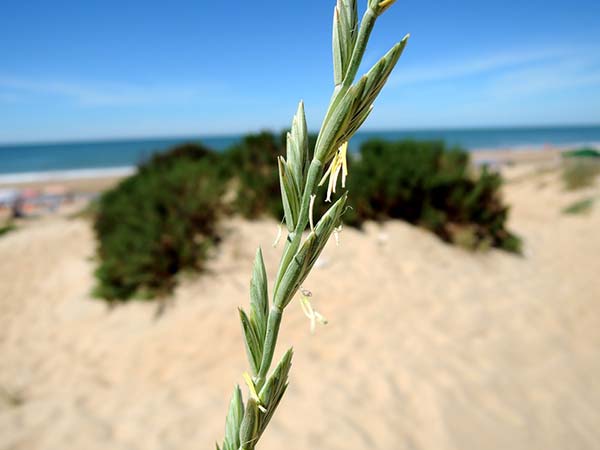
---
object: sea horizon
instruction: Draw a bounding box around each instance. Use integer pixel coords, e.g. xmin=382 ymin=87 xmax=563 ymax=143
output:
xmin=2 ymin=124 xmax=600 ymax=181
xmin=3 ymin=123 xmax=600 ymax=147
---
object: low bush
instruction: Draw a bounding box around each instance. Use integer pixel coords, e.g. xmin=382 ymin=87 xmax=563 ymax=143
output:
xmin=562 ymin=197 xmax=595 ymax=215
xmin=219 ymin=131 xmax=319 ymax=220
xmin=562 ymin=158 xmax=600 ymax=190
xmin=562 ymin=148 xmax=600 ymax=159
xmin=93 ymin=136 xmax=523 ymax=301
xmin=344 ymin=140 xmax=521 ymax=253
xmin=219 ymin=132 xmax=283 ymax=219
xmin=0 ymin=221 xmax=16 ymax=237
xmin=94 ymin=143 xmax=225 ymax=301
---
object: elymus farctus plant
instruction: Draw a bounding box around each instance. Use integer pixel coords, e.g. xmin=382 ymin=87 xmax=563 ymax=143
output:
xmin=218 ymin=1 xmax=408 ymax=448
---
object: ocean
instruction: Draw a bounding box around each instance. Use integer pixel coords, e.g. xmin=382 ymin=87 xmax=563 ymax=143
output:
xmin=1 ymin=125 xmax=599 ymax=182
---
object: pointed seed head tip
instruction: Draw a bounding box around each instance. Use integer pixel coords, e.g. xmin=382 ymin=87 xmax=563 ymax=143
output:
xmin=379 ymin=0 xmax=397 ymax=8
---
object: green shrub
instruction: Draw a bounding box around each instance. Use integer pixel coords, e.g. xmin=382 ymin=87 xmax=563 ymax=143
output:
xmin=219 ymin=132 xmax=283 ymax=219
xmin=219 ymin=131 xmax=319 ymax=220
xmin=94 ymin=143 xmax=225 ymax=301
xmin=93 ymin=136 xmax=523 ymax=302
xmin=344 ymin=139 xmax=521 ymax=253
xmin=0 ymin=221 xmax=16 ymax=237
xmin=562 ymin=158 xmax=600 ymax=190
xmin=562 ymin=197 xmax=595 ymax=215
xmin=562 ymin=147 xmax=600 ymax=159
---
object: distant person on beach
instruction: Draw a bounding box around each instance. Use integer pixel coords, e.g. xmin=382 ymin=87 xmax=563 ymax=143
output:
xmin=11 ymin=196 xmax=25 ymax=218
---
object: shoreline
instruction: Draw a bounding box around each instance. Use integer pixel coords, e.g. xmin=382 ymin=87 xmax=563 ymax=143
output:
xmin=0 ymin=167 xmax=134 ymax=191
xmin=0 ymin=145 xmax=580 ymax=190
xmin=0 ymin=166 xmax=135 ymax=185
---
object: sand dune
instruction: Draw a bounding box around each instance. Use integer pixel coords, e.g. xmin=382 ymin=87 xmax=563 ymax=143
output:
xmin=1 ymin=168 xmax=599 ymax=450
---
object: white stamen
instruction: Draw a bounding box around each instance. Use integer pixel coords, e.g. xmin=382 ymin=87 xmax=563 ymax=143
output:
xmin=319 ymin=163 xmax=332 ymax=187
xmin=299 ymin=289 xmax=327 ymax=334
xmin=331 ymin=163 xmax=342 ymax=195
xmin=300 ymin=296 xmax=312 ymax=318
xmin=322 ymin=142 xmax=349 ymax=202
xmin=326 ymin=165 xmax=335 ymax=202
xmin=334 ymin=224 xmax=343 ymax=247
xmin=243 ymin=372 xmax=266 ymax=412
xmin=272 ymin=223 xmax=283 ymax=247
xmin=310 ymin=314 xmax=317 ymax=334
xmin=340 ymin=143 xmax=348 ymax=188
xmin=314 ymin=311 xmax=328 ymax=326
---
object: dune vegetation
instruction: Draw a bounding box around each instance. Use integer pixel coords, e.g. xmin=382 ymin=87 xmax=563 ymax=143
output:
xmin=562 ymin=150 xmax=600 ymax=191
xmin=93 ymin=135 xmax=520 ymax=302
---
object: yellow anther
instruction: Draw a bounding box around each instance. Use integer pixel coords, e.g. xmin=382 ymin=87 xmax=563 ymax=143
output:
xmin=319 ymin=142 xmax=349 ymax=202
xmin=299 ymin=289 xmax=328 ymax=334
xmin=242 ymin=372 xmax=267 ymax=413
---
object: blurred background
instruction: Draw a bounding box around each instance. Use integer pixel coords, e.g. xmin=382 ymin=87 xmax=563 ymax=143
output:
xmin=1 ymin=1 xmax=599 ymax=449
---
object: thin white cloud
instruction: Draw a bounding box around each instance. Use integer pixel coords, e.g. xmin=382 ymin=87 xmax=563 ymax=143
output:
xmin=390 ymin=47 xmax=576 ymax=86
xmin=0 ymin=75 xmax=227 ymax=106
xmin=363 ymin=45 xmax=600 ymax=128
xmin=387 ymin=44 xmax=600 ymax=103
xmin=486 ymin=59 xmax=600 ymax=97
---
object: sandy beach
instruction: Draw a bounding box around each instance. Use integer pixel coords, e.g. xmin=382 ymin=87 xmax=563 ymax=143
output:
xmin=1 ymin=153 xmax=599 ymax=450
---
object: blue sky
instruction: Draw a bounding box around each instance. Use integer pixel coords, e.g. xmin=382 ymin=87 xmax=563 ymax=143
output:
xmin=1 ymin=0 xmax=599 ymax=143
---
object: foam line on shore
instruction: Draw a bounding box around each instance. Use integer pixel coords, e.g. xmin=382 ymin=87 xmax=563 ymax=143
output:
xmin=0 ymin=167 xmax=136 ymax=185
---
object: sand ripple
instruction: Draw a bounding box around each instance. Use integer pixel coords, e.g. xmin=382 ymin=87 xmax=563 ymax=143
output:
xmin=1 ymin=171 xmax=599 ymax=449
